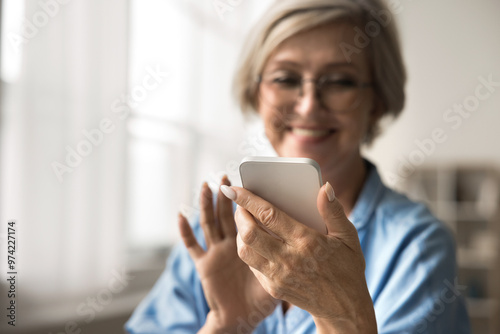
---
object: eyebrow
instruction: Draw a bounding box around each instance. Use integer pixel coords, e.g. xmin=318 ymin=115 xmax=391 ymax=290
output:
xmin=267 ymin=60 xmax=360 ymax=71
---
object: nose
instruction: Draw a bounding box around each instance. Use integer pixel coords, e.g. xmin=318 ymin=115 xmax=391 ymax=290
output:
xmin=294 ymin=81 xmax=321 ymax=117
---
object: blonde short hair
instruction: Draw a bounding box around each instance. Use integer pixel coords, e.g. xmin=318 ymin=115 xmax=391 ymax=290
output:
xmin=233 ymin=0 xmax=406 ymax=144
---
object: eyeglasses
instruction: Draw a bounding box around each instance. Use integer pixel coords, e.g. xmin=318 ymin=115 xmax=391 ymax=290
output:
xmin=257 ymin=72 xmax=373 ymax=114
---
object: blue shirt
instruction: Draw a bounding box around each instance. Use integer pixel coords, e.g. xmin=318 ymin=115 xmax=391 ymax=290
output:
xmin=126 ymin=162 xmax=471 ymax=333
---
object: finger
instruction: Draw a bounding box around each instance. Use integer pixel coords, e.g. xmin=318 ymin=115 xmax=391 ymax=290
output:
xmin=236 ymin=232 xmax=270 ymax=273
xmin=220 ymin=186 xmax=308 ymax=241
xmin=247 ymin=266 xmax=289 ymax=304
xmin=200 ymin=182 xmax=221 ymax=248
xmin=216 ymin=175 xmax=237 ymax=238
xmin=235 ymin=206 xmax=284 ymax=261
xmin=248 ymin=267 xmax=274 ymax=296
xmin=178 ymin=213 xmax=204 ymax=259
xmin=317 ymin=182 xmax=357 ymax=237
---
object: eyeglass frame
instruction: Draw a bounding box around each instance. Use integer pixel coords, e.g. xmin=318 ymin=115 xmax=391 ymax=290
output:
xmin=256 ymin=73 xmax=374 ymax=113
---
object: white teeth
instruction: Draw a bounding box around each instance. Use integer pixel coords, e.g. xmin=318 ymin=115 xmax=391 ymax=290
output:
xmin=291 ymin=128 xmax=330 ymax=137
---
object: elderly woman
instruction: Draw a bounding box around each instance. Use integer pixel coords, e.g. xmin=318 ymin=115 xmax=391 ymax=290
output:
xmin=126 ymin=0 xmax=470 ymax=333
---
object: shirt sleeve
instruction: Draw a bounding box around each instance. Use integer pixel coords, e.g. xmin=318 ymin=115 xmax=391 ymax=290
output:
xmin=125 ymin=224 xmax=209 ymax=334
xmin=373 ymin=220 xmax=471 ymax=334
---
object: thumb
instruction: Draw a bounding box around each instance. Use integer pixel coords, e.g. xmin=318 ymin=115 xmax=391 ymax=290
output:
xmin=317 ymin=182 xmax=355 ymax=236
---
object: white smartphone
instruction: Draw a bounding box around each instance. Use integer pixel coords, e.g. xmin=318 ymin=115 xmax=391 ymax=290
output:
xmin=239 ymin=156 xmax=327 ymax=234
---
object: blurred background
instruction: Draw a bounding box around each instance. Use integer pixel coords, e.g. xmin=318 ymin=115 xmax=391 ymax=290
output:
xmin=0 ymin=0 xmax=499 ymax=333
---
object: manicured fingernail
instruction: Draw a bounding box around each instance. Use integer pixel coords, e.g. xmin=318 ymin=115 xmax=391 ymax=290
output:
xmin=220 ymin=185 xmax=236 ymax=201
xmin=325 ymin=182 xmax=335 ymax=202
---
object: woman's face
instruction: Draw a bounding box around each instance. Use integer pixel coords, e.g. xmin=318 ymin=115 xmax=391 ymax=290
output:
xmin=257 ymin=22 xmax=380 ymax=173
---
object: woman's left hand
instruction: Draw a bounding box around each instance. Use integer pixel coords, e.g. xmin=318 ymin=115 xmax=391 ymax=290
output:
xmin=221 ymin=183 xmax=377 ymax=334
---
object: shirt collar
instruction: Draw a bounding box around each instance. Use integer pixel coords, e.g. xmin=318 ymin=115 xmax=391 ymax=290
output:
xmin=348 ymin=159 xmax=386 ymax=230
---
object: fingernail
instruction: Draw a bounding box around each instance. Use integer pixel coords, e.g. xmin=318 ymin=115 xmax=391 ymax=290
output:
xmin=325 ymin=182 xmax=335 ymax=202
xmin=221 ymin=175 xmax=230 ymax=185
xmin=178 ymin=213 xmax=186 ymax=227
xmin=220 ymin=185 xmax=237 ymax=201
xmin=201 ymin=182 xmax=210 ymax=204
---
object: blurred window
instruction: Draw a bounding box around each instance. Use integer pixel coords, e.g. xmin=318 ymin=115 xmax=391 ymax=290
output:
xmin=126 ymin=0 xmax=273 ymax=256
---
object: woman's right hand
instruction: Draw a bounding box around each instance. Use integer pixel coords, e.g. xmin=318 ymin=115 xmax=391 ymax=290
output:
xmin=178 ymin=176 xmax=278 ymax=333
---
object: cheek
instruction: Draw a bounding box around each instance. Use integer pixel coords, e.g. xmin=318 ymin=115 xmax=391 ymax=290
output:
xmin=260 ymin=106 xmax=288 ymax=139
xmin=339 ymin=109 xmax=372 ymax=143
xmin=266 ymin=119 xmax=288 ymax=148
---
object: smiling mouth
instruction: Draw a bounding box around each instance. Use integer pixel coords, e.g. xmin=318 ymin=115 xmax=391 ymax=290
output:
xmin=289 ymin=127 xmax=336 ymax=138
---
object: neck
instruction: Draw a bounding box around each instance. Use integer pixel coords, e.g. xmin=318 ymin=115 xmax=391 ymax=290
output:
xmin=321 ymin=155 xmax=367 ymax=216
